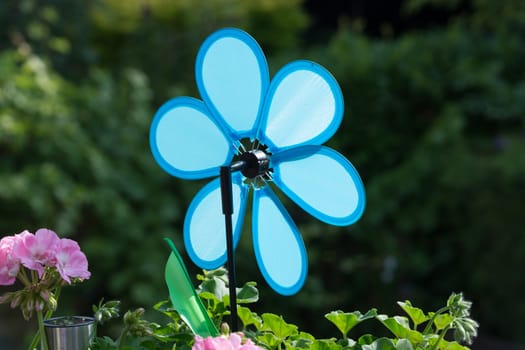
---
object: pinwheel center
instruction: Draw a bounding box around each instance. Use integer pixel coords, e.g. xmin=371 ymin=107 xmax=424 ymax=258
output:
xmin=233 ymin=139 xmax=273 ymax=188
xmin=238 ymin=150 xmax=269 ymax=178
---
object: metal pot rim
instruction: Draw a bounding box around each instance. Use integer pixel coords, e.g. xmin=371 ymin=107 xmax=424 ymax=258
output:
xmin=43 ymin=316 xmax=95 ymax=328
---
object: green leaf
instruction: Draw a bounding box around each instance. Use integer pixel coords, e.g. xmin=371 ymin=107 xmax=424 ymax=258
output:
xmin=325 ymin=309 xmax=377 ymax=337
xmin=395 ymin=338 xmax=414 ymax=350
xmin=358 ymin=334 xmax=375 ymax=345
xmin=376 ymin=315 xmax=424 ymax=343
xmin=238 ymin=306 xmax=263 ymax=329
xmin=362 ymin=337 xmax=397 ymax=350
xmin=310 ymin=339 xmax=343 ymax=350
xmin=199 ymin=276 xmax=229 ymax=302
xmin=261 ymin=313 xmax=299 ymax=339
xmin=152 ymin=300 xmax=171 ymax=312
xmin=433 ymin=313 xmax=454 ymax=330
xmin=438 ymin=339 xmax=470 ymax=350
xmin=286 ymin=331 xmax=316 ymax=349
xmin=397 ymin=301 xmax=429 ymax=327
xmin=257 ymin=333 xmax=282 ymax=349
xmin=236 ymin=281 xmax=259 ymax=304
xmin=91 ymin=336 xmax=118 ymax=350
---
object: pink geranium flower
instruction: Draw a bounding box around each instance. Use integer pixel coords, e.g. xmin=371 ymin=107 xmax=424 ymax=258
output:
xmin=55 ymin=238 xmax=91 ymax=284
xmin=13 ymin=229 xmax=60 ymax=277
xmin=1 ymin=227 xmax=91 ymax=350
xmin=0 ymin=235 xmax=21 ymax=286
xmin=193 ymin=333 xmax=263 ymax=350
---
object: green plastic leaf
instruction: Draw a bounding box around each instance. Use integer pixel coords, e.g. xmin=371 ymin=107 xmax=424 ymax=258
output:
xmin=325 ymin=309 xmax=377 ymax=337
xmin=164 ymin=238 xmax=219 ymax=337
xmin=434 ymin=313 xmax=454 ymax=330
xmin=376 ymin=315 xmax=424 ymax=344
xmin=397 ymin=301 xmax=429 ymax=327
xmin=261 ymin=313 xmax=299 ymax=339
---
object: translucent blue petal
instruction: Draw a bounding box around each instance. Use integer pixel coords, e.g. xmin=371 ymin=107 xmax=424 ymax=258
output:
xmin=272 ymin=146 xmax=366 ymax=226
xmin=196 ymin=28 xmax=269 ymax=139
xmin=184 ymin=173 xmax=248 ymax=269
xmin=150 ymin=97 xmax=235 ymax=179
xmin=258 ymin=60 xmax=344 ymax=152
xmin=252 ymin=187 xmax=307 ymax=295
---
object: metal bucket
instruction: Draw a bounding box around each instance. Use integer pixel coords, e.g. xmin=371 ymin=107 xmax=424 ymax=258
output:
xmin=44 ymin=316 xmax=95 ymax=350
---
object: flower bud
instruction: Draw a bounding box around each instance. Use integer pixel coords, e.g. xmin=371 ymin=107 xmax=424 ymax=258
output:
xmin=10 ymin=294 xmax=22 ymax=309
xmin=35 ymin=300 xmax=44 ymax=312
xmin=40 ymin=289 xmax=50 ymax=301
xmin=47 ymin=294 xmax=58 ymax=311
xmin=220 ymin=322 xmax=231 ymax=334
xmin=26 ymin=297 xmax=34 ymax=312
xmin=22 ymin=305 xmax=33 ymax=320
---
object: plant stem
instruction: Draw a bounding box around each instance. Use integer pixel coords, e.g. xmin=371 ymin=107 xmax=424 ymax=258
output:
xmin=28 ymin=288 xmax=60 ymax=350
xmin=37 ymin=309 xmax=49 ymax=350
xmin=429 ymin=324 xmax=450 ymax=350
xmin=116 ymin=326 xmax=130 ymax=350
xmin=422 ymin=306 xmax=448 ymax=335
xmin=18 ymin=267 xmax=31 ymax=287
xmin=28 ymin=332 xmax=39 ymax=350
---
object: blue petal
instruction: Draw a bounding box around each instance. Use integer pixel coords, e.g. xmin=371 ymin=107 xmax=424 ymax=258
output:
xmin=258 ymin=60 xmax=344 ymax=152
xmin=184 ymin=173 xmax=248 ymax=269
xmin=272 ymin=146 xmax=366 ymax=226
xmin=196 ymin=28 xmax=270 ymax=139
xmin=150 ymin=97 xmax=235 ymax=179
xmin=252 ymin=187 xmax=307 ymax=295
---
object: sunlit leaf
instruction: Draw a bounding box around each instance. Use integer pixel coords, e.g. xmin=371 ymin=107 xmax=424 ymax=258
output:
xmin=261 ymin=313 xmax=298 ymax=339
xmin=325 ymin=309 xmax=377 ymax=337
xmin=397 ymin=301 xmax=429 ymax=327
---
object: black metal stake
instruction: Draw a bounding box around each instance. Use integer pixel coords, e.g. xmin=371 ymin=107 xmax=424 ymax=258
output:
xmin=220 ymin=165 xmax=239 ymax=332
xmin=219 ymin=150 xmax=269 ymax=333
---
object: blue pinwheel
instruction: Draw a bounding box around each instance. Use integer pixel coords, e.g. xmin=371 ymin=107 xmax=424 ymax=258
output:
xmin=150 ymin=28 xmax=365 ymax=296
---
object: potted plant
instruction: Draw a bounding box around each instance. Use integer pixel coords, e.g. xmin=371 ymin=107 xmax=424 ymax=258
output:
xmin=90 ymin=267 xmax=479 ymax=350
xmin=0 ymin=228 xmax=91 ymax=350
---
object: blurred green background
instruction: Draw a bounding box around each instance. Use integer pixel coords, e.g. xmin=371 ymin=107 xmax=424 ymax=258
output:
xmin=1 ymin=0 xmax=524 ymax=349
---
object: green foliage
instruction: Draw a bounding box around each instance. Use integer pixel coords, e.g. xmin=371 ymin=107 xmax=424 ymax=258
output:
xmin=90 ymin=270 xmax=478 ymax=350
xmin=89 ymin=0 xmax=308 ymax=103
xmin=293 ymin=1 xmax=525 ymax=342
xmin=325 ymin=310 xmax=377 ymax=339
xmin=0 ymin=44 xmax=183 ymax=312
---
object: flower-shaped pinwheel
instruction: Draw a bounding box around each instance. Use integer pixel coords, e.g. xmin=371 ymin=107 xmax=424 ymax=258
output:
xmin=150 ymin=28 xmax=365 ymax=295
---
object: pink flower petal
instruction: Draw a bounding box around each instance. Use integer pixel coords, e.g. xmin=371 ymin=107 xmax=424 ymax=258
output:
xmin=13 ymin=229 xmax=59 ymax=277
xmin=192 ymin=334 xmax=262 ymax=350
xmin=55 ymin=238 xmax=90 ymax=284
xmin=0 ymin=235 xmax=22 ymax=285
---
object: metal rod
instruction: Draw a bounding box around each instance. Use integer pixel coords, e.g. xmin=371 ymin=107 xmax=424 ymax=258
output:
xmin=218 ymin=153 xmax=267 ymax=332
xmin=219 ymin=166 xmax=239 ymax=332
